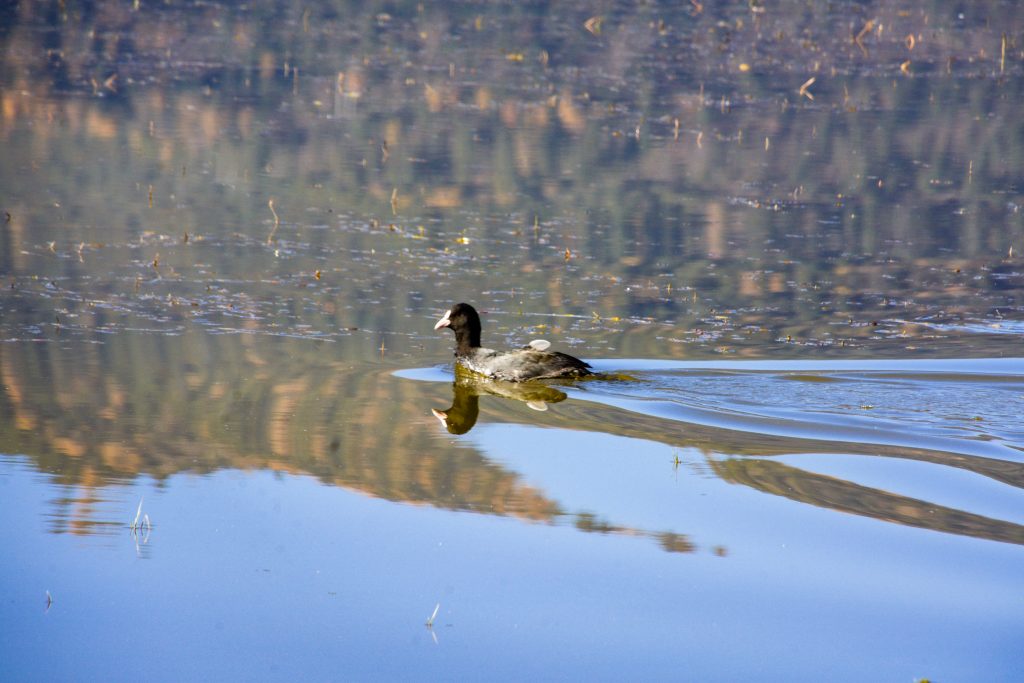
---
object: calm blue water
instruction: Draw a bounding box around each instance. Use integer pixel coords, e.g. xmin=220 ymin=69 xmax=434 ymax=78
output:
xmin=3 ymin=357 xmax=1022 ymax=681
xmin=3 ymin=0 xmax=1024 ymax=679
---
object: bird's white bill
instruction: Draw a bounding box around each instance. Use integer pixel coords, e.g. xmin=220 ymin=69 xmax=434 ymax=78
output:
xmin=433 ymin=309 xmax=452 ymax=330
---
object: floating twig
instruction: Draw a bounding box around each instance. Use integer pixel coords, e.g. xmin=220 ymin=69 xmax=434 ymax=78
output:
xmin=267 ymin=199 xmax=280 ymax=244
xmin=854 ymin=19 xmax=875 ymax=56
xmin=798 ymin=76 xmax=815 ymax=100
xmin=426 ymin=603 xmax=440 ymax=628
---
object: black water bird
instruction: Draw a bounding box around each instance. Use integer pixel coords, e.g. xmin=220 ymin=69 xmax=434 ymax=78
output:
xmin=433 ymin=303 xmax=592 ymax=382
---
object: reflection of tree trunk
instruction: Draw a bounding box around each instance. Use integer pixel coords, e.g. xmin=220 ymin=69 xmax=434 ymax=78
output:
xmin=711 ymin=457 xmax=1024 ymax=546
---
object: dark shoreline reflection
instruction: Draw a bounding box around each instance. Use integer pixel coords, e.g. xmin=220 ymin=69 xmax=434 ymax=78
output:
xmin=711 ymin=455 xmax=1024 ymax=546
xmin=2 ymin=336 xmax=1024 ymax=552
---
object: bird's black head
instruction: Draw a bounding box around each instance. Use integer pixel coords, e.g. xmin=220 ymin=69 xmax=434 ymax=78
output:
xmin=434 ymin=302 xmax=482 ymax=355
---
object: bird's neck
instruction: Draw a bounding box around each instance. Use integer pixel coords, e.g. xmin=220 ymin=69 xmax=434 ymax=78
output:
xmin=454 ymin=327 xmax=481 ymax=356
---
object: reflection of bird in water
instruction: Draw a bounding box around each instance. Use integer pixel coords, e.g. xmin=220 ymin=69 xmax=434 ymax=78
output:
xmin=434 ymin=303 xmax=591 ymax=381
xmin=431 ymin=370 xmax=569 ymax=435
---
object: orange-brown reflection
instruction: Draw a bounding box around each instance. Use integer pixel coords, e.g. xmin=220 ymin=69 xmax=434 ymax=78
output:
xmin=3 ymin=335 xmax=1023 ymax=552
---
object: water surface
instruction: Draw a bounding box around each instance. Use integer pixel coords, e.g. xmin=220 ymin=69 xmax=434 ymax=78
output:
xmin=2 ymin=1 xmax=1024 ymax=680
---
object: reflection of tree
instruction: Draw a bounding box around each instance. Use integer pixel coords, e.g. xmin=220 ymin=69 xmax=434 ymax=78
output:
xmin=536 ymin=394 xmax=1024 ymax=491
xmin=1 ymin=2 xmax=1023 ymax=360
xmin=3 ymin=334 xmax=1023 ymax=551
xmin=476 ymin=391 xmax=1024 ymax=546
xmin=711 ymin=457 xmax=1024 ymax=546
xmin=0 ymin=337 xmax=561 ymax=519
xmin=1 ymin=0 xmax=1023 ymax=552
xmin=575 ymin=513 xmax=696 ymax=554
xmin=0 ymin=339 xmax=699 ymax=553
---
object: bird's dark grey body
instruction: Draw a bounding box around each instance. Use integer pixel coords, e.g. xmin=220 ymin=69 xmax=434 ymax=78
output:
xmin=434 ymin=303 xmax=591 ymax=382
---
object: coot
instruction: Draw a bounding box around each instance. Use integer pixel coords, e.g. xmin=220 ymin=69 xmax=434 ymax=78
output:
xmin=434 ymin=303 xmax=592 ymax=382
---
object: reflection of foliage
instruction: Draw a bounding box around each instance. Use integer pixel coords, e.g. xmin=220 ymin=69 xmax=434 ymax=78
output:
xmin=1 ymin=1 xmax=1022 ymax=360
xmin=1 ymin=1 xmax=1023 ymax=553
xmin=2 ymin=333 xmax=1022 ymax=549
xmin=575 ymin=512 xmax=696 ymax=553
xmin=0 ymin=335 xmax=561 ymax=525
xmin=0 ymin=336 xmax=700 ymax=553
xmin=656 ymin=532 xmax=696 ymax=554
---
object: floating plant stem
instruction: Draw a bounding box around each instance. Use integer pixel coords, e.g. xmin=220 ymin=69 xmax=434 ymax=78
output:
xmin=267 ymin=199 xmax=280 ymax=244
xmin=130 ymin=496 xmax=144 ymax=532
xmin=426 ymin=603 xmax=440 ymax=627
